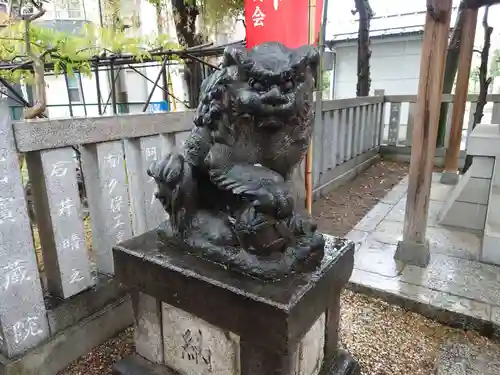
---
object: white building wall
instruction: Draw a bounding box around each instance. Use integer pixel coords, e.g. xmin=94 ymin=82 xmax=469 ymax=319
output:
xmin=45 ymin=69 xmax=113 ymax=119
xmin=333 ymin=35 xmax=423 ymax=99
xmin=30 ymin=0 xmax=244 ymax=118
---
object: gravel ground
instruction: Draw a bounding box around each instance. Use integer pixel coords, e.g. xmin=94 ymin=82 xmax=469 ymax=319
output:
xmin=59 ymin=160 xmax=500 ymax=375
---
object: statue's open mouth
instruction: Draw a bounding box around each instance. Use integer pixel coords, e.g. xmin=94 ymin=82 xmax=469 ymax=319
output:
xmin=261 ymin=95 xmax=294 ymax=116
xmin=236 ymin=81 xmax=307 ymax=119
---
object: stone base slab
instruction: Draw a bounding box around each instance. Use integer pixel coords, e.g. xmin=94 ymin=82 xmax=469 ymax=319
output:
xmin=113 ymin=351 xmax=361 ymax=375
xmin=0 ymin=296 xmax=133 ymax=375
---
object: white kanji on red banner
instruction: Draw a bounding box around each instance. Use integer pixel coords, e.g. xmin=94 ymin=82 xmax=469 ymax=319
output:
xmin=252 ymin=5 xmax=265 ymax=27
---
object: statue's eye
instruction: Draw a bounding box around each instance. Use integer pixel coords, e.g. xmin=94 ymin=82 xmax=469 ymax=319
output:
xmin=281 ymin=80 xmax=294 ymax=92
xmin=250 ymin=79 xmax=264 ymax=91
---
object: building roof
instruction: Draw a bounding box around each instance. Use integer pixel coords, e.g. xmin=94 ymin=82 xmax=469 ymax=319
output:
xmin=327 ymin=8 xmax=459 ymax=45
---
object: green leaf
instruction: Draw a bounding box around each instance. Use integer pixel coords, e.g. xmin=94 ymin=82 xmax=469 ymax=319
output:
xmin=0 ymin=18 xmax=180 ymax=84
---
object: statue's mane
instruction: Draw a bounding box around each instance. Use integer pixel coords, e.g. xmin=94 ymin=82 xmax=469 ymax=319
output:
xmin=221 ymin=42 xmax=319 ymax=75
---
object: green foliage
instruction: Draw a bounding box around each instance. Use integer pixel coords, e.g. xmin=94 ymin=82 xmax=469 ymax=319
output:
xmin=489 ymin=49 xmax=500 ymax=78
xmin=0 ymin=20 xmax=179 ymax=84
xmin=322 ymin=71 xmax=331 ymax=91
xmin=146 ymin=0 xmax=244 ymax=34
xmin=469 ymin=66 xmax=480 ymax=93
xmin=199 ymin=0 xmax=244 ymax=30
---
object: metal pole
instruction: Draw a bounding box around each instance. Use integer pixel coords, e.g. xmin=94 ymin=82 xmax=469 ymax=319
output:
xmin=161 ymin=64 xmax=168 ymax=101
xmin=110 ymin=59 xmax=117 ymax=114
xmin=78 ymin=71 xmax=88 ymax=116
xmin=97 ymin=0 xmax=104 ymax=27
xmin=94 ymin=59 xmax=103 ymax=115
xmin=142 ymin=57 xmax=169 ymax=112
xmin=102 ymin=67 xmax=121 ymax=114
xmin=63 ymin=73 xmax=74 ymax=117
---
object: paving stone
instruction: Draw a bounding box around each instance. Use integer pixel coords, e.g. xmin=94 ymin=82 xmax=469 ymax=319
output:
xmin=386 ymin=199 xmax=443 ymax=227
xmin=370 ymin=220 xmax=404 ymax=245
xmin=371 ymin=215 xmax=481 ymax=260
xmin=354 ymin=240 xmax=403 ymax=277
xmin=482 ymin=232 xmax=500 ymax=265
xmin=346 ymin=175 xmax=500 ymax=332
xmin=439 ymin=201 xmax=487 ymax=231
xmin=435 ymin=340 xmax=500 ymax=375
xmin=401 ymin=253 xmax=500 ymax=307
xmin=349 ymin=268 xmax=434 ymax=305
xmin=470 ymin=156 xmax=494 ymax=179
xmin=430 ymin=182 xmax=455 ymax=202
xmin=459 ymin=177 xmax=491 ymax=205
xmin=432 ymin=172 xmax=442 ymax=182
xmin=429 ymin=292 xmax=491 ymax=321
xmin=353 ymin=203 xmax=393 ymax=232
xmin=427 ymin=227 xmax=482 ymax=260
xmin=379 ymin=184 xmax=407 ymax=204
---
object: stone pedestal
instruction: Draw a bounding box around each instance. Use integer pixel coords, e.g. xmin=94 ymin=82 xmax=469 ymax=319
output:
xmin=112 ymin=232 xmax=359 ymax=375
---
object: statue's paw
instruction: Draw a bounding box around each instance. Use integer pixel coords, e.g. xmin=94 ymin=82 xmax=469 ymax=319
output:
xmin=250 ymin=186 xmax=294 ymax=219
xmin=288 ymin=213 xmax=318 ymax=236
xmin=235 ymin=207 xmax=289 ymax=254
xmin=147 ymin=152 xmax=184 ymax=188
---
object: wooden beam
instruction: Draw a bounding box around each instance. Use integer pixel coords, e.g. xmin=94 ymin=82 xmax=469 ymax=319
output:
xmin=441 ymin=8 xmax=478 ymax=185
xmin=395 ymin=0 xmax=453 ymax=267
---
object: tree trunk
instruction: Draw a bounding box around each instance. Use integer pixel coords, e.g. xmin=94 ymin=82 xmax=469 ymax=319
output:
xmin=156 ymin=1 xmax=164 ymax=34
xmin=354 ymin=0 xmax=373 ymax=97
xmin=104 ymin=0 xmax=129 ymax=114
xmin=464 ymin=0 xmax=500 ymax=8
xmin=170 ymin=0 xmax=203 ymax=108
xmin=23 ymin=57 xmax=46 ymax=119
xmin=436 ymin=0 xmax=466 ymax=147
xmin=463 ymin=6 xmax=493 ymax=172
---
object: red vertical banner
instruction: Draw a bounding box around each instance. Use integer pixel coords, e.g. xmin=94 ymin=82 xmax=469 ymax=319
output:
xmin=244 ymin=0 xmax=324 ymax=49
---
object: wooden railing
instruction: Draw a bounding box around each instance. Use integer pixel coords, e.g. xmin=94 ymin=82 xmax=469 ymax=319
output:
xmin=379 ymin=94 xmax=500 ymax=150
xmin=3 ymin=91 xmax=499 ymax=359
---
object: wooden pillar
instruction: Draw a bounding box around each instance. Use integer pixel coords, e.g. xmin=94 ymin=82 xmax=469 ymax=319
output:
xmin=305 ymin=0 xmax=318 ymax=214
xmin=441 ymin=8 xmax=478 ymax=185
xmin=395 ymin=0 xmax=453 ymax=267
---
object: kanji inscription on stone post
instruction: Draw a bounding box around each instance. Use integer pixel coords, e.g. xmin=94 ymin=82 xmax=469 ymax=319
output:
xmin=0 ymin=100 xmax=49 ymax=357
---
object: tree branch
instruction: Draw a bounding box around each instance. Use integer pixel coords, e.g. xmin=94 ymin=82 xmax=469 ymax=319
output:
xmin=472 ymin=6 xmax=493 ymax=126
xmin=25 ymin=1 xmax=46 ymax=22
xmin=354 ymin=0 xmax=373 ymax=96
xmin=0 ymin=36 xmax=46 ymax=49
xmin=22 ymin=1 xmax=47 ymax=119
xmin=464 ymin=0 xmax=500 ymax=8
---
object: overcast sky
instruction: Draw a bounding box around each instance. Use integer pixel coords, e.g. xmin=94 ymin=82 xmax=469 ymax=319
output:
xmin=326 ymin=0 xmax=500 ymax=52
xmin=327 ymin=0 xmax=499 ymax=35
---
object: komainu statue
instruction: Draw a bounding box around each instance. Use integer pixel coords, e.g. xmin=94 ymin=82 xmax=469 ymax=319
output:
xmin=148 ymin=42 xmax=325 ymax=279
